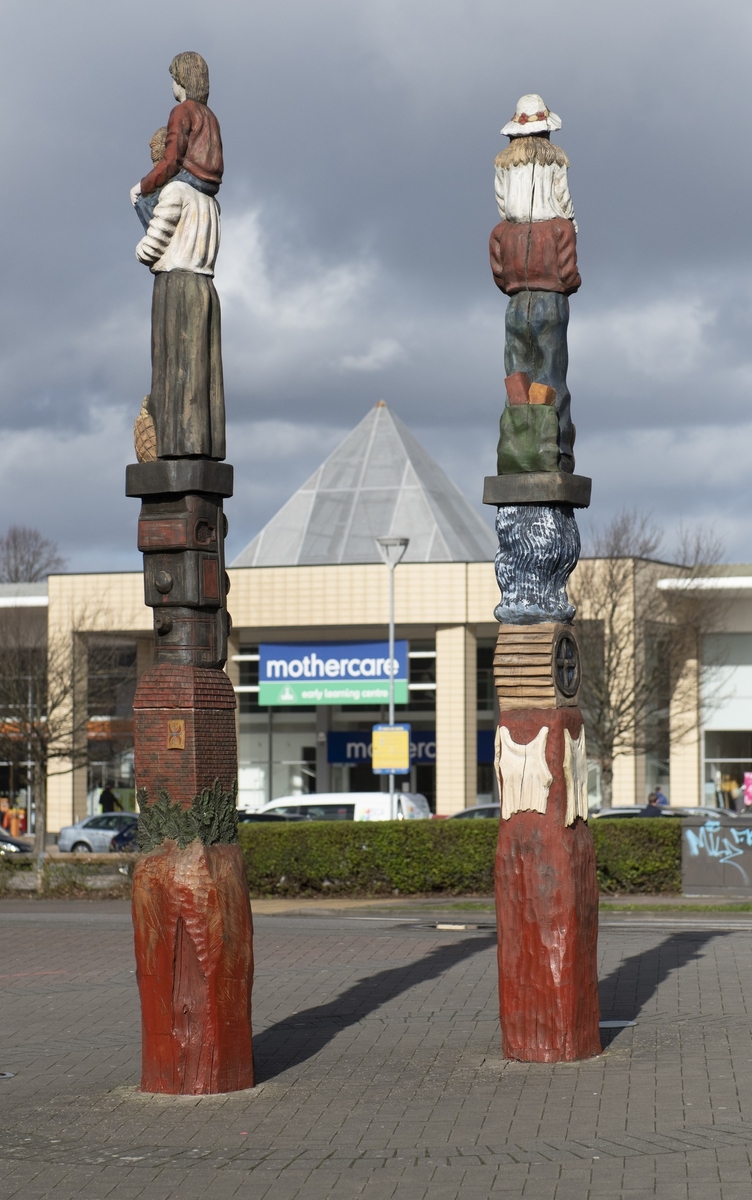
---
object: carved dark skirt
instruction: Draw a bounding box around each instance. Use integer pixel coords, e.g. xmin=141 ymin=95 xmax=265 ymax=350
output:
xmin=150 ymin=269 xmax=225 ymax=460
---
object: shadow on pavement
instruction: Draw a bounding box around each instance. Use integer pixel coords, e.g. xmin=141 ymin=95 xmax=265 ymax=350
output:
xmin=253 ymin=933 xmax=496 ymax=1081
xmin=598 ymin=930 xmax=726 ymax=1046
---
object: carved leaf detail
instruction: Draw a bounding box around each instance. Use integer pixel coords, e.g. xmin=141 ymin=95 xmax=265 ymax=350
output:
xmin=137 ymin=779 xmax=238 ymax=851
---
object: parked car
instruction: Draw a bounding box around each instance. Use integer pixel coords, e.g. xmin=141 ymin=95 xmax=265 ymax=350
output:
xmin=109 ymin=810 xmax=310 ymax=851
xmin=592 ymin=807 xmax=655 ymax=820
xmin=0 ymin=829 xmax=33 ymax=856
xmin=110 ymin=822 xmax=139 ymax=852
xmin=448 ymin=803 xmax=501 ymax=819
xmin=592 ymin=805 xmax=733 ymax=820
xmin=58 ymin=813 xmax=138 ymax=853
xmin=237 ymin=812 xmax=306 ymax=823
xmin=256 ymin=792 xmax=432 ymax=821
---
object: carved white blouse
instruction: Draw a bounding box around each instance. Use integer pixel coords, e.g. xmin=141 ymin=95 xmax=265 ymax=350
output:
xmin=136 ymin=181 xmax=220 ymax=275
xmin=494 ymin=162 xmax=577 ymax=232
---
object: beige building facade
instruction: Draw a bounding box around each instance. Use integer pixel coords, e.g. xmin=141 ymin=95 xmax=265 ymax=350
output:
xmin=33 ymin=560 xmax=752 ymax=832
xmin=45 ymin=561 xmax=501 ymax=829
xmin=25 ymin=404 xmax=752 ymax=832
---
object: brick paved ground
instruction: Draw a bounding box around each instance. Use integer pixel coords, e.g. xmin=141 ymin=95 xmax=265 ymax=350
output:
xmin=2 ymin=901 xmax=752 ymax=1199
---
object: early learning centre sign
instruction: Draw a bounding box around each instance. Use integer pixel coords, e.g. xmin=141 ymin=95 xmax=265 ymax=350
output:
xmin=258 ymin=641 xmax=409 ymax=706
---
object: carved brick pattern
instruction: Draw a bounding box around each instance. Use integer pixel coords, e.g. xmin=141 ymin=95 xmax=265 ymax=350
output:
xmin=134 ymin=664 xmax=237 ymax=809
xmin=134 ymin=663 xmax=237 ymax=709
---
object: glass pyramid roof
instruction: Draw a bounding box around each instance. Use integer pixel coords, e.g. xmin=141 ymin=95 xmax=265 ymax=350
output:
xmin=231 ymin=402 xmax=496 ymax=566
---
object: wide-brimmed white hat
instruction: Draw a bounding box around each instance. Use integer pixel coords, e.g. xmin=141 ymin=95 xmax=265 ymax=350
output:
xmin=501 ymin=94 xmax=562 ymax=137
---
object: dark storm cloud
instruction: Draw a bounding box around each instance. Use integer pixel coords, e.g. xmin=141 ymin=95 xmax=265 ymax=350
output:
xmin=0 ymin=0 xmax=750 ymax=567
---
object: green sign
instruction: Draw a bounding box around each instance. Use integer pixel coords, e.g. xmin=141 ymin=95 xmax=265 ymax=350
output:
xmin=258 ymin=680 xmax=408 ymax=707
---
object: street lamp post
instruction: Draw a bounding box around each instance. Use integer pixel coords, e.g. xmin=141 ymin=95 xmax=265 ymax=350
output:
xmin=376 ymin=536 xmax=409 ymax=818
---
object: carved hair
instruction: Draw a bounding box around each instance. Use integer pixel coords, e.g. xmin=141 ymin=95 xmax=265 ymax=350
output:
xmin=169 ymin=52 xmax=210 ymax=105
xmin=149 ymin=127 xmax=168 ymax=164
xmin=495 ymin=137 xmax=569 ymax=170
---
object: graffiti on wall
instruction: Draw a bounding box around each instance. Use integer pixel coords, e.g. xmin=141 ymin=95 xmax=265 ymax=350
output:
xmin=684 ymin=818 xmax=752 ymax=884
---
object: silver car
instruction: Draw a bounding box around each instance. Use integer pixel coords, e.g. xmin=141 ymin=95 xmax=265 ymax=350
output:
xmin=57 ymin=813 xmax=138 ymax=853
xmin=449 ymin=803 xmax=501 ymax=819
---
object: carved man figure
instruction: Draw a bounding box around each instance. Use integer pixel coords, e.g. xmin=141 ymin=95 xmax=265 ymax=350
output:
xmin=490 ymin=95 xmax=580 ymax=472
xmin=133 ymin=54 xmax=225 ymax=460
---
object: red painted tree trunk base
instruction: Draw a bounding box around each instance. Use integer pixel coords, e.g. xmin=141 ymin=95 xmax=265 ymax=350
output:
xmin=495 ymin=707 xmax=601 ymax=1062
xmin=132 ymin=839 xmax=254 ymax=1094
xmin=132 ymin=663 xmax=253 ymax=1094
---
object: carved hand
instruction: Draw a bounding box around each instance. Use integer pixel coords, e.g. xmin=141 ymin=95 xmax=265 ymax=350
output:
xmin=130 ymin=183 xmax=142 ymax=207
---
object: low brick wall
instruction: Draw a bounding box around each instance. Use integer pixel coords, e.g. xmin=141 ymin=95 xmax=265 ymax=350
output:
xmin=0 ymin=853 xmax=137 ymax=897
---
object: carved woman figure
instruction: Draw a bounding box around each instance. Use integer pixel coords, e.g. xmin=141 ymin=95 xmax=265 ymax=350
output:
xmin=132 ymin=54 xmax=225 ymax=460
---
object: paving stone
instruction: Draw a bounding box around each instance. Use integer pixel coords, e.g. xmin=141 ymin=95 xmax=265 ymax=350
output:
xmin=3 ymin=902 xmax=752 ymax=1197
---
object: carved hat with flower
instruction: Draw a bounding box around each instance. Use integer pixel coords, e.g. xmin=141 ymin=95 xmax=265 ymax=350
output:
xmin=501 ymin=94 xmax=562 ymax=137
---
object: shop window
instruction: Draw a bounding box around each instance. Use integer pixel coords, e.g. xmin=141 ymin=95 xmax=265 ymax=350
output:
xmin=477 ymin=642 xmax=495 ymax=713
xmin=703 ymin=634 xmax=752 ymax=667
xmin=705 ymin=731 xmax=752 ymax=760
xmin=236 ymin=644 xmax=260 ymax=713
xmin=86 ymin=639 xmax=137 ymax=813
xmin=347 ymin=761 xmax=383 ymax=793
xmin=406 ymin=640 xmax=436 ymax=712
xmin=477 ymin=762 xmax=495 ymax=803
xmin=414 ymin=764 xmax=436 ymax=812
xmin=704 ymin=731 xmax=752 ymax=811
xmin=87 ymin=640 xmax=137 ymax=719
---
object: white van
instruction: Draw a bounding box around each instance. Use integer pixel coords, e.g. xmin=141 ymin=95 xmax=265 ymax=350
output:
xmin=257 ymin=792 xmax=432 ymax=822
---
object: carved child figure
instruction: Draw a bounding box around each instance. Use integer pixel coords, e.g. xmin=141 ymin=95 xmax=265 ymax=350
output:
xmin=134 ymin=127 xmax=168 ymax=233
xmin=490 ymin=94 xmax=580 ymax=473
xmin=131 ymin=52 xmax=223 ymax=212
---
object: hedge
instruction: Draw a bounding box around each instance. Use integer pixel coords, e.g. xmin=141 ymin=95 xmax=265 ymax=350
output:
xmin=590 ymin=818 xmax=682 ymax=894
xmin=238 ymin=817 xmax=683 ymax=898
xmin=238 ymin=820 xmax=499 ymax=897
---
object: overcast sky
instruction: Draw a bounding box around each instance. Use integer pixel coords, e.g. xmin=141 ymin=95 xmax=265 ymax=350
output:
xmin=1 ymin=0 xmax=750 ymax=571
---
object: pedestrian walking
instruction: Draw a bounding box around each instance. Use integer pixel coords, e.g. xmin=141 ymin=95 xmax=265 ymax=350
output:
xmin=99 ymin=786 xmax=122 ymax=814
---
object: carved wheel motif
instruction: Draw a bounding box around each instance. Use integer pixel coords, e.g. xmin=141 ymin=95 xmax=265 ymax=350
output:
xmin=554 ymin=631 xmax=580 ymax=698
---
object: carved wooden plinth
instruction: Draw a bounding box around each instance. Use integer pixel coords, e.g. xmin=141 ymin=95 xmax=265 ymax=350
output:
xmin=133 ymin=839 xmax=254 ymax=1094
xmin=494 ymin=706 xmax=600 ymax=1062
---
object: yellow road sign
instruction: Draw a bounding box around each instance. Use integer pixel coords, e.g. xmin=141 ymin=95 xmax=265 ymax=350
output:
xmin=372 ymin=724 xmax=411 ymax=773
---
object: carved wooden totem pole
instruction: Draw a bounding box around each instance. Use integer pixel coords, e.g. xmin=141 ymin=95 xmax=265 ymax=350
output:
xmin=484 ymin=94 xmax=600 ymax=1061
xmin=127 ymin=53 xmax=254 ymax=1093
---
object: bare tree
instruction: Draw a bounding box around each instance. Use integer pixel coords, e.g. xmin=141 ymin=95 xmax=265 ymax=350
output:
xmin=570 ymin=510 xmax=728 ymax=808
xmin=0 ymin=607 xmax=135 ymax=868
xmin=0 ymin=525 xmax=65 ymax=583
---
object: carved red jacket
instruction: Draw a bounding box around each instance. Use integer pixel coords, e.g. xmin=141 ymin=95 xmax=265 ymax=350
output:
xmin=140 ymin=100 xmax=224 ymax=196
xmin=489 ymin=218 xmax=581 ymax=296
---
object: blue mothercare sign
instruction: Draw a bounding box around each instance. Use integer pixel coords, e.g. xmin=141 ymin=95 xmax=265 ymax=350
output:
xmin=258 ymin=641 xmax=408 ymax=706
xmin=327 ymin=730 xmax=435 ymax=765
xmin=327 ymin=731 xmax=495 ymax=764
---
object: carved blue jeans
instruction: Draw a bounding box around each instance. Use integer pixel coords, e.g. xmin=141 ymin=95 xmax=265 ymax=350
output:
xmin=504 ymin=290 xmax=574 ymax=473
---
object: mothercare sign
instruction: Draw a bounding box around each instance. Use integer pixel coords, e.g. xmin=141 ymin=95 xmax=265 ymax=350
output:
xmin=258 ymin=642 xmax=408 ymax=706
